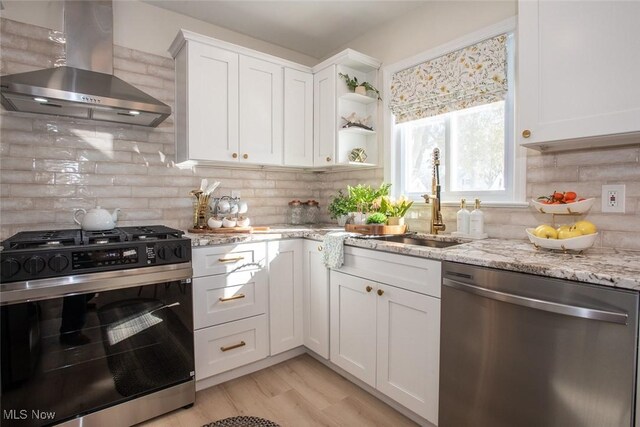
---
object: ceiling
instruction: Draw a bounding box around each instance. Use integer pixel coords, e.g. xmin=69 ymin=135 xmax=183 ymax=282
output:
xmin=143 ymin=1 xmax=427 ymax=59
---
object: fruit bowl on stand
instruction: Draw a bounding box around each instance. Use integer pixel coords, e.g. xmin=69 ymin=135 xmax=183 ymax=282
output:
xmin=525 ymin=228 xmax=598 ymax=253
xmin=530 ymin=197 xmax=596 ymax=214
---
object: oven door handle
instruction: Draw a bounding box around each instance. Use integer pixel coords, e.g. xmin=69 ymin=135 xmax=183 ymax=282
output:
xmin=0 ymin=264 xmax=193 ymax=305
xmin=443 ymin=278 xmax=629 ymax=325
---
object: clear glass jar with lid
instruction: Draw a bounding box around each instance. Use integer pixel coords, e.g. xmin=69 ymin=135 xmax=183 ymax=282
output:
xmin=288 ymin=200 xmax=304 ymax=225
xmin=304 ymin=200 xmax=320 ymax=224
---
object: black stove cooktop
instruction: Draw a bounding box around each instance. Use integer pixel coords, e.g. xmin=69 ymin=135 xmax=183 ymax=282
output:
xmin=1 ymin=226 xmax=191 ymax=283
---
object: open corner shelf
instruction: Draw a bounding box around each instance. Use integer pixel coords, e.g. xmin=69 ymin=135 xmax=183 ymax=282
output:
xmin=339 ymin=127 xmax=376 ymax=136
xmin=340 ymin=92 xmax=378 ymax=105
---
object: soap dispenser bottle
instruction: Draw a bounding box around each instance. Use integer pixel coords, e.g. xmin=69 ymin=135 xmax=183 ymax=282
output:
xmin=469 ymin=198 xmax=484 ymax=236
xmin=456 ymin=198 xmax=470 ymax=234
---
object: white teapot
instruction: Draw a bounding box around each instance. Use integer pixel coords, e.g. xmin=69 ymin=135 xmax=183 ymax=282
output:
xmin=73 ymin=207 xmax=121 ymax=231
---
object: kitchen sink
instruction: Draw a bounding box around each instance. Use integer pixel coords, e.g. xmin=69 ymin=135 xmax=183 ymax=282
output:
xmin=371 ymin=235 xmax=462 ymax=248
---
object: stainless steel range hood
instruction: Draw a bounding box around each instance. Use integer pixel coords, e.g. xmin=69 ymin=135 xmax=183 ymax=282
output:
xmin=0 ymin=1 xmax=171 ymax=127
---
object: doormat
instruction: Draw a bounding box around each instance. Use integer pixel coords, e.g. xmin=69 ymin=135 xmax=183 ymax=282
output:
xmin=203 ymin=416 xmax=280 ymax=427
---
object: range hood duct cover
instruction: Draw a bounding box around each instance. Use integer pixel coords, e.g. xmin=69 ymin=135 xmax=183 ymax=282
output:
xmin=0 ymin=1 xmax=171 ymax=127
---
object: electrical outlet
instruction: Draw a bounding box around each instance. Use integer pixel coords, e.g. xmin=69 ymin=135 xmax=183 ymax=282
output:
xmin=231 ymin=190 xmax=241 ymax=198
xmin=602 ymin=184 xmax=625 ymax=213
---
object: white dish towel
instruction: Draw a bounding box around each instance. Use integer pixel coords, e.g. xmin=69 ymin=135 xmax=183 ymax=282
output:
xmin=322 ymin=232 xmax=357 ymax=269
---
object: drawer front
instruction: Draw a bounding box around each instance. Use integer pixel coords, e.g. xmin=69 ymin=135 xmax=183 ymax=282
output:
xmin=338 ymin=246 xmax=442 ymax=298
xmin=194 ymin=314 xmax=268 ymax=380
xmin=192 ymin=243 xmax=266 ymax=278
xmin=193 ymin=270 xmax=268 ymax=329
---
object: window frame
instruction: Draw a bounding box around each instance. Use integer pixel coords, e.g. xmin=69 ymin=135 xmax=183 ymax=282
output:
xmin=382 ymin=17 xmax=527 ymax=207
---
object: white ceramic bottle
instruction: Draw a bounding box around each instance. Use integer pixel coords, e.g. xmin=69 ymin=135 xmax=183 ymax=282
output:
xmin=456 ymin=198 xmax=470 ymax=235
xmin=469 ymin=198 xmax=484 ymax=236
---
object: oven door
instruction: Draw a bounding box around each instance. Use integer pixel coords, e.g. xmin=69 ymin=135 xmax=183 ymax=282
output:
xmin=1 ymin=265 xmax=194 ymax=427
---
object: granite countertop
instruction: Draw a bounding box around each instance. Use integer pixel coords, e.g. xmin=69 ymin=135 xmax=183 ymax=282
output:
xmin=186 ymin=226 xmax=640 ymax=291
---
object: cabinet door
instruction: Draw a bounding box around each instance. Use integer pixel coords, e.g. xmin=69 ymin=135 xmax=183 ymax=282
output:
xmin=239 ymin=56 xmax=283 ymax=165
xmin=283 ymin=68 xmax=314 ymax=167
xmin=330 ymin=271 xmax=376 ymax=387
xmin=188 ymin=42 xmax=239 ymax=162
xmin=268 ymin=240 xmax=303 ymax=355
xmin=302 ymin=240 xmax=330 ymax=358
xmin=518 ymin=0 xmax=640 ymax=148
xmin=313 ymin=65 xmax=337 ymax=166
xmin=376 ymin=284 xmax=440 ymax=424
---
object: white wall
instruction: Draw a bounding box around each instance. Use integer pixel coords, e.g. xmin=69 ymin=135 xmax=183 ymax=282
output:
xmin=327 ymin=0 xmax=517 ymax=65
xmin=0 ymin=0 xmax=318 ymax=65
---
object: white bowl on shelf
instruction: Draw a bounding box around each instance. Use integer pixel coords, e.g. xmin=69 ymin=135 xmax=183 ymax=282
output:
xmin=525 ymin=228 xmax=598 ymax=251
xmin=222 ymin=217 xmax=237 ymax=228
xmin=207 ymin=217 xmax=223 ymax=228
xmin=530 ymin=197 xmax=595 ymax=214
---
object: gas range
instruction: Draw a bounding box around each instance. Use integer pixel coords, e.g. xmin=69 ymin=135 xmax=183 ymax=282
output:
xmin=0 ymin=225 xmax=191 ymax=284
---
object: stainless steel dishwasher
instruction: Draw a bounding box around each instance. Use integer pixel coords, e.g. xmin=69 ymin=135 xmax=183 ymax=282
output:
xmin=440 ymin=261 xmax=638 ymax=427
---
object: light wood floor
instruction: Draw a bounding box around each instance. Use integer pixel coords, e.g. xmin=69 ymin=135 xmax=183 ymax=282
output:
xmin=141 ymin=354 xmax=419 ymax=427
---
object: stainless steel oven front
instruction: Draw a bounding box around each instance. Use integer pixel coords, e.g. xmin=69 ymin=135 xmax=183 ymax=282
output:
xmin=1 ymin=263 xmax=194 ymax=427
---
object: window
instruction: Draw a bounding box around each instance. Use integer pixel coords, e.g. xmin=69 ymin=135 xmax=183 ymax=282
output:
xmin=389 ymin=30 xmax=521 ymax=204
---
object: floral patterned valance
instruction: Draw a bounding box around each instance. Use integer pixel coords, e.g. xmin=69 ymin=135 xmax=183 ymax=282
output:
xmin=390 ymin=34 xmax=508 ymax=123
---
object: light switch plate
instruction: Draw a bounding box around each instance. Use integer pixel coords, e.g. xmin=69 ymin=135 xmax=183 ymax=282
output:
xmin=602 ymin=184 xmax=625 ymax=213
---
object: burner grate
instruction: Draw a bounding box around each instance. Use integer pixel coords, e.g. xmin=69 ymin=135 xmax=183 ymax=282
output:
xmin=2 ymin=229 xmax=82 ymax=250
xmin=82 ymin=229 xmax=128 ymax=245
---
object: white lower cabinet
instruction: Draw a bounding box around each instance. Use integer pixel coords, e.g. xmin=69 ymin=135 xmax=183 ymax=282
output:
xmin=192 ymin=243 xmax=269 ymax=380
xmin=330 ymin=248 xmax=441 ymax=425
xmin=302 ymin=240 xmax=330 ymax=358
xmin=268 ymin=240 xmax=303 ymax=355
xmin=194 ymin=314 xmax=269 ymax=380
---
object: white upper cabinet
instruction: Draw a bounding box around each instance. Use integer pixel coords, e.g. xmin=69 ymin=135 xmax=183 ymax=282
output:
xmin=174 ymin=41 xmax=239 ymax=163
xmin=313 ymin=66 xmax=337 ymax=166
xmin=239 ymin=57 xmax=284 ymax=165
xmin=284 ymin=68 xmax=314 ymax=167
xmin=518 ymin=0 xmax=640 ymax=151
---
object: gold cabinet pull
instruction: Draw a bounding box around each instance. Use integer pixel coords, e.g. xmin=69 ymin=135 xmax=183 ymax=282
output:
xmin=366 ymin=286 xmax=373 ymax=293
xmin=326 ymin=156 xmax=332 ymax=162
xmin=219 ymin=294 xmax=246 ymax=302
xmin=522 ymin=129 xmax=531 ymax=138
xmin=218 ymin=256 xmax=244 ymax=263
xmin=232 ymin=152 xmax=238 ymax=158
xmin=377 ymin=289 xmax=384 ymax=296
xmin=317 ymin=245 xmax=323 ymax=252
xmin=243 ymin=154 xmax=249 ymax=159
xmin=220 ymin=341 xmax=246 ymax=352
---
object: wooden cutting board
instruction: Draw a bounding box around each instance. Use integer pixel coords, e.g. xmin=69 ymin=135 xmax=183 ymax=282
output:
xmin=345 ymin=224 xmax=407 ymax=235
xmin=188 ymin=226 xmax=271 ymax=234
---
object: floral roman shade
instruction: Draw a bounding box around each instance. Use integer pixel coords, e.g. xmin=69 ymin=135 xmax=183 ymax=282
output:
xmin=390 ymin=34 xmax=508 ymax=123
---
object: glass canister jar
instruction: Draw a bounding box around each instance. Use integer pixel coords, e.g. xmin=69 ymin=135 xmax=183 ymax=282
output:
xmin=304 ymin=200 xmax=320 ymax=224
xmin=288 ymin=200 xmax=304 ymax=225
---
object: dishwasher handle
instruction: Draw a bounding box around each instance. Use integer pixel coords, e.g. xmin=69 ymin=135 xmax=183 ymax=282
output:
xmin=443 ymin=278 xmax=629 ymax=325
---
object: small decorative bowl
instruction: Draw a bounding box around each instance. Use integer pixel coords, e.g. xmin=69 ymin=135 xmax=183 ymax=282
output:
xmin=207 ymin=217 xmax=223 ymax=228
xmin=237 ymin=216 xmax=250 ymax=227
xmin=530 ymin=198 xmax=595 ymax=214
xmin=222 ymin=217 xmax=237 ymax=228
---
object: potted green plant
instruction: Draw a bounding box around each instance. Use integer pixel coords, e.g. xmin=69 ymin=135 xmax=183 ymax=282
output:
xmin=380 ymin=196 xmax=414 ymax=226
xmin=327 ymin=190 xmax=353 ymax=226
xmin=347 ymin=183 xmax=391 ymax=223
xmin=338 ymin=73 xmax=382 ymax=101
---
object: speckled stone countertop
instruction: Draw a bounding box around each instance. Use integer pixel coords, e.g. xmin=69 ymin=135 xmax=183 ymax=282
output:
xmin=186 ymin=226 xmax=640 ymax=291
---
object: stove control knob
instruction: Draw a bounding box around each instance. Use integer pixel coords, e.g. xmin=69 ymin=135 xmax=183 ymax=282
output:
xmin=24 ymin=256 xmax=46 ymax=275
xmin=48 ymin=254 xmax=69 ymax=273
xmin=1 ymin=258 xmax=21 ymax=279
xmin=174 ymin=245 xmax=185 ymax=259
xmin=157 ymin=246 xmax=168 ymax=260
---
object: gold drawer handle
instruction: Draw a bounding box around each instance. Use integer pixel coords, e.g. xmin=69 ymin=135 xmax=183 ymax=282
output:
xmin=366 ymin=285 xmax=373 ymax=293
xmin=243 ymin=154 xmax=249 ymax=159
xmin=326 ymin=156 xmax=332 ymax=162
xmin=220 ymin=341 xmax=246 ymax=352
xmin=232 ymin=152 xmax=238 ymax=159
xmin=218 ymin=256 xmax=244 ymax=263
xmin=377 ymin=289 xmax=384 ymax=296
xmin=317 ymin=245 xmax=323 ymax=252
xmin=522 ymin=129 xmax=531 ymax=138
xmin=219 ymin=293 xmax=246 ymax=302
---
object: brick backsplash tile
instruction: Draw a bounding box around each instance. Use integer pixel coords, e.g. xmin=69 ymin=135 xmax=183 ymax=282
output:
xmin=1 ymin=18 xmax=639 ymax=249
